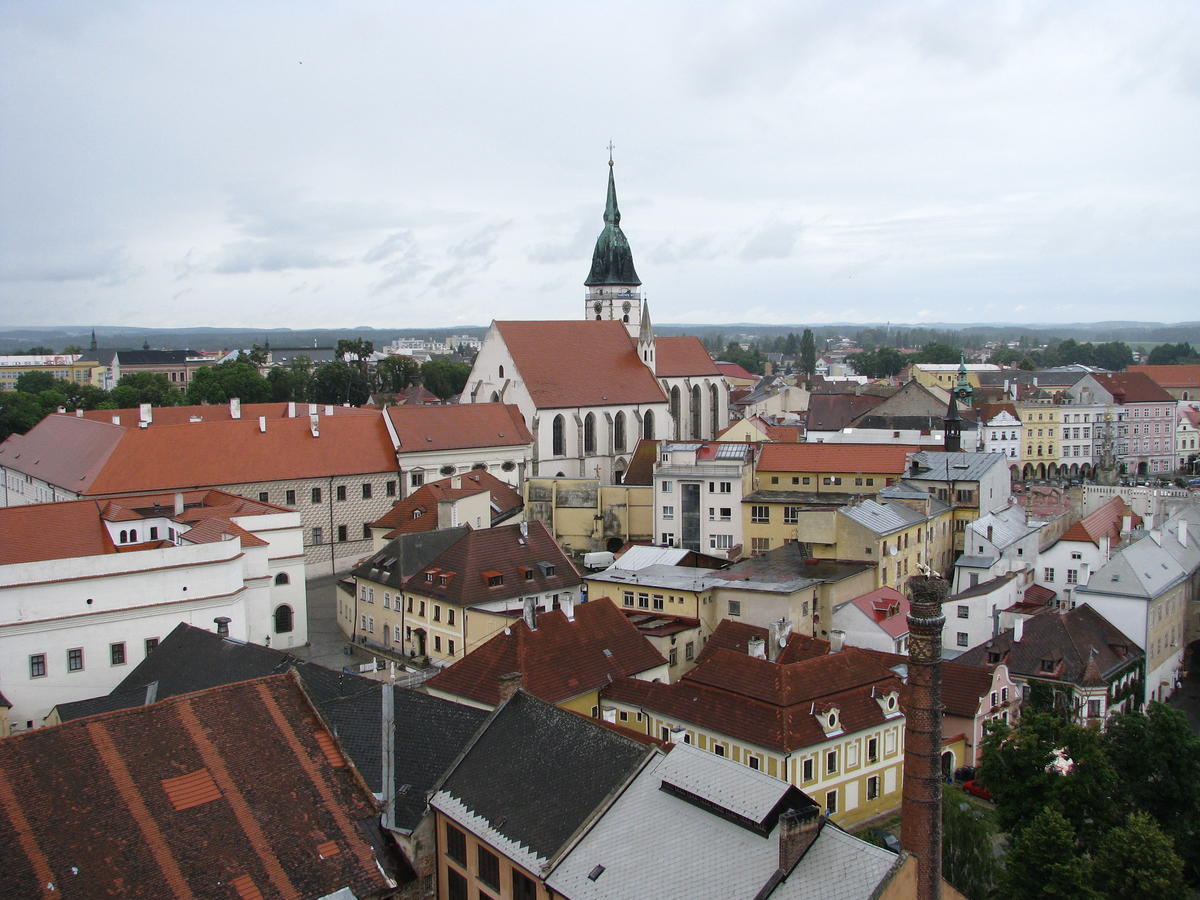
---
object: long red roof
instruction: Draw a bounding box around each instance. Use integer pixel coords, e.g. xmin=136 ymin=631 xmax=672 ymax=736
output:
xmin=757 ymin=442 xmax=918 ymax=473
xmin=654 ymin=336 xmax=722 ymax=377
xmin=387 ymin=402 xmax=531 ymax=452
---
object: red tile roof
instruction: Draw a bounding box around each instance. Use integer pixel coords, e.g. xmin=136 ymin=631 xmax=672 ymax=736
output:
xmin=0 ymin=489 xmax=281 ymax=566
xmin=654 ymin=336 xmax=722 ymax=377
xmin=1059 ymin=496 xmax=1141 ymax=545
xmin=756 ymin=442 xmax=918 ymax=474
xmin=848 ymin=587 xmax=911 ymax=639
xmin=76 ymin=402 xmax=376 ymax=425
xmin=1091 ymin=371 xmax=1175 ymax=404
xmin=0 ymin=415 xmax=125 ymax=494
xmin=940 ymin=661 xmax=997 ymax=718
xmin=806 ymin=394 xmax=886 ymax=431
xmin=0 ymin=674 xmax=395 ymax=898
xmin=1127 ymin=364 xmax=1200 ymax=389
xmin=386 ymin=402 xmax=532 ymax=453
xmin=370 ymin=471 xmax=523 ymax=538
xmin=425 ymin=597 xmax=666 ymax=706
xmin=403 ymin=520 xmax=580 ymax=608
xmin=716 ymin=362 xmax=757 ymax=381
xmin=495 ymin=321 xmax=666 ymax=408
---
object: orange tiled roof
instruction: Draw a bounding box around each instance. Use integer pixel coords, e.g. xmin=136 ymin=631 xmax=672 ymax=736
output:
xmin=495 ymin=321 xmax=666 ymax=408
xmin=426 ymin=597 xmax=666 ymax=706
xmin=370 ymin=471 xmax=523 ymax=538
xmin=1059 ymin=495 xmax=1141 ymax=545
xmin=940 ymin=661 xmax=997 ymax=718
xmin=386 ymin=402 xmax=532 ymax=453
xmin=1127 ymin=364 xmax=1200 ymax=389
xmin=756 ymin=442 xmax=918 ymax=474
xmin=76 ymin=402 xmax=377 ymax=426
xmin=0 ymin=674 xmax=396 ymax=898
xmin=1091 ymin=371 xmax=1175 ymax=404
xmin=716 ymin=363 xmax=757 ymax=381
xmin=654 ymin=336 xmax=722 ymax=377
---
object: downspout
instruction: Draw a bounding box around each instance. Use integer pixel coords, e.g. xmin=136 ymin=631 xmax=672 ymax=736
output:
xmin=329 ymin=475 xmax=336 ymax=576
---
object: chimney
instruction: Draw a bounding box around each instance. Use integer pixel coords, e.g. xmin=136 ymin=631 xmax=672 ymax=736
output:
xmin=287 ymin=400 xmax=296 ymax=418
xmin=562 ymin=594 xmax=575 ymax=622
xmin=1014 ymin=617 xmax=1024 ymax=642
xmin=778 ymin=806 xmax=822 ymax=874
xmin=174 ymin=491 xmax=184 ymax=515
xmin=75 ymin=408 xmax=83 ymax=417
xmin=437 ymin=498 xmax=457 ymax=529
xmin=901 ymin=574 xmax=948 ymax=900
xmin=497 ymin=671 xmax=523 ymax=701
xmin=1099 ymin=535 xmax=1111 ymax=560
xmin=451 ymin=473 xmax=461 ymax=489
xmin=258 ymin=415 xmax=267 ymax=433
xmin=310 ymin=414 xmax=320 ymax=438
xmin=748 ymin=637 xmax=767 ymax=659
xmin=143 ymin=681 xmax=159 ymax=706
xmin=829 ymin=629 xmax=846 ymax=653
xmin=519 ymin=521 xmax=529 ymax=540
xmin=769 ymin=619 xmax=792 ymax=662
xmin=1180 ymin=519 xmax=1189 ymax=548
xmin=230 ymin=397 xmax=241 ymax=419
xmin=213 ymin=616 xmax=231 ymax=637
xmin=523 ymin=596 xmax=538 ymax=631
xmin=1121 ymin=515 xmax=1132 ymax=535
xmin=308 ymin=403 xmax=318 ymax=416
xmin=139 ymin=403 xmax=152 ymax=425
xmin=381 ymin=682 xmax=396 ymax=831
xmin=324 ymin=404 xmax=334 ymax=416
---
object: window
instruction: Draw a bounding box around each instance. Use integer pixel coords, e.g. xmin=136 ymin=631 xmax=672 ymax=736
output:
xmin=337 ymin=524 xmax=348 ymax=542
xmin=552 ymin=414 xmax=566 ymax=456
xmin=336 ymin=485 xmax=347 ymax=502
xmin=784 ymin=506 xmax=800 ymax=524
xmin=110 ymin=642 xmax=126 ymax=665
xmin=512 ymin=870 xmax=538 ymax=900
xmin=29 ymin=654 xmax=46 ymax=678
xmin=714 ymin=743 xmax=726 ymax=757
xmin=748 ymin=756 xmax=760 ymax=770
xmin=448 ymin=639 xmax=456 ymax=655
xmin=638 ymin=593 xmax=649 ymax=609
xmin=652 ymin=594 xmax=664 ymax=611
xmin=1066 ymin=569 xmax=1078 ymax=584
xmin=685 ymin=641 xmax=694 ymax=660
xmin=145 ymin=637 xmax=159 ymax=655
xmin=751 ymin=537 xmax=770 ymax=556
xmin=361 ymin=483 xmax=372 ymax=499
xmin=728 ymin=599 xmax=741 ymax=616
xmin=662 ymin=480 xmax=673 ymax=493
xmin=662 ymin=505 xmax=674 ymax=519
xmin=410 ymin=470 xmax=424 ymax=488
xmin=367 ymin=616 xmax=374 ymax=633
xmin=1087 ymin=699 xmax=1101 ymax=718
xmin=386 ymin=480 xmax=397 ymax=497
xmin=711 ymin=534 xmax=733 ymax=550
xmin=445 ymin=869 xmax=467 ymax=900
xmin=623 ymin=591 xmax=634 ymax=607
xmin=614 ymin=411 xmax=626 ymax=452
xmin=867 ymin=737 xmax=878 ymax=762
xmin=258 ymin=491 xmax=269 ymax=503
xmin=718 ymin=507 xmax=732 ymax=520
xmin=867 ymin=776 xmax=879 ymax=800
xmin=445 ymin=823 xmax=467 ymax=864
xmin=1040 ymin=657 xmax=1056 ymax=673
xmin=956 ymin=632 xmax=969 ymax=647
xmin=751 ymin=505 xmax=770 ymax=523
xmin=669 ymin=647 xmax=678 ymax=666
xmin=448 ymin=608 xmax=456 ymax=625
xmin=825 ymin=790 xmax=838 ymax=814
xmin=67 ymin=648 xmax=84 ymax=672
xmin=149 ymin=526 xmax=158 ymax=540
xmin=957 ymin=605 xmax=969 ymax=619
xmin=477 ymin=846 xmax=500 ymax=890
xmin=434 ymin=636 xmax=442 ymax=653
xmin=312 ymin=487 xmax=322 ymax=503
xmin=1043 ymin=567 xmax=1055 ymax=582
xmin=826 ymin=749 xmax=838 ymax=774
xmin=312 ymin=527 xmax=324 ymax=545
xmin=274 ymin=605 xmax=294 ymax=633
xmin=583 ymin=413 xmax=595 ymax=454
xmin=802 ymin=758 xmax=814 ymax=782
xmin=1001 ymin=687 xmax=1008 ymax=702
xmin=487 ymin=573 xmax=504 ymax=587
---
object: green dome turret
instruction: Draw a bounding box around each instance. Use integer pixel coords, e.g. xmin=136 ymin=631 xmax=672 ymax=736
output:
xmin=585 ymin=160 xmax=641 ymax=287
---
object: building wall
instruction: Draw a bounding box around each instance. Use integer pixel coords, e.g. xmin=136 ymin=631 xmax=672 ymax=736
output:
xmin=396 ymin=445 xmax=531 ymax=497
xmin=754 ymin=467 xmax=897 ymax=496
xmin=524 ymin=478 xmax=653 ymax=556
xmin=655 ymin=459 xmax=752 ymax=555
xmin=436 ymin=812 xmax=551 ymax=900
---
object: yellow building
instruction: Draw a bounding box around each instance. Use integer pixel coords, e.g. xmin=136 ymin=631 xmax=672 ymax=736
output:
xmin=524 ymin=476 xmax=653 ymax=556
xmin=603 ymin=621 xmax=908 ymax=827
xmin=1017 ymin=401 xmax=1061 ymax=479
xmin=910 ymin=362 xmax=1000 ymax=393
xmin=754 ymin=442 xmax=917 ymax=497
xmin=0 ymin=354 xmax=96 ymax=391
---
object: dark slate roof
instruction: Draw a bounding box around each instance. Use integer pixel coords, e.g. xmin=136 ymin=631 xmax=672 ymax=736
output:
xmin=320 ymin=686 xmax=489 ymax=832
xmin=114 ymin=349 xmax=197 ymax=364
xmin=850 ymin=414 xmax=978 ymax=431
xmin=352 ymin=526 xmax=471 ymax=590
xmin=434 ymin=691 xmax=650 ymax=863
xmin=55 ymin=623 xmax=374 ymax=722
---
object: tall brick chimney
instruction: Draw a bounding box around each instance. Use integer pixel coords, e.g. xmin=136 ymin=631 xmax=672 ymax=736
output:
xmin=777 ymin=805 xmax=822 ymax=873
xmin=901 ymin=574 xmax=948 ymax=900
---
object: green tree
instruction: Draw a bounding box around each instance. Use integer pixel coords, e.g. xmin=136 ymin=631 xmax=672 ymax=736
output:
xmin=989 ymin=347 xmax=1021 ymax=366
xmin=1001 ymin=806 xmax=1097 ymax=900
xmin=20 ymin=345 xmax=55 ymax=354
xmin=61 ymin=343 xmax=85 ymax=354
xmin=14 ymin=371 xmax=60 ymax=394
xmin=60 ymin=381 xmax=111 ymax=411
xmin=110 ymin=372 xmax=182 ymax=408
xmin=783 ymin=331 xmax=800 ymax=356
xmin=186 ymin=361 xmax=271 ymax=405
xmin=848 ymin=347 xmax=906 ymax=379
xmin=336 ymin=338 xmax=375 ymax=376
xmin=375 ymin=355 xmax=421 ymax=393
xmin=912 ymin=342 xmax=959 ymax=364
xmin=1147 ymin=342 xmax=1199 ymax=365
xmin=0 ymin=391 xmax=48 ymax=440
xmin=309 ymin=360 xmax=370 ymax=406
xmin=1093 ymin=811 xmax=1186 ymax=899
xmin=942 ymin=793 xmax=999 ymax=900
xmin=1018 ymin=354 xmax=1037 ymax=370
xmin=1091 ymin=341 xmax=1133 ymax=371
xmin=420 ymin=359 xmax=472 ymax=400
xmin=245 ymin=344 xmax=270 ymax=366
xmin=799 ymin=329 xmax=816 ymax=377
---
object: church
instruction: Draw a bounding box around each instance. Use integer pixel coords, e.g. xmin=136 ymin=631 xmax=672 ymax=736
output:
xmin=463 ymin=159 xmax=729 ymax=481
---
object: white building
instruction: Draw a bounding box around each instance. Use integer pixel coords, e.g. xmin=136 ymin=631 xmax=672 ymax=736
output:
xmin=831 ymin=586 xmax=910 ymax=655
xmin=978 ymin=404 xmax=1023 ymax=466
xmin=1036 ymin=495 xmax=1140 ymax=610
xmin=0 ymin=489 xmax=306 ymax=731
xmin=654 ymin=441 xmax=754 ymax=554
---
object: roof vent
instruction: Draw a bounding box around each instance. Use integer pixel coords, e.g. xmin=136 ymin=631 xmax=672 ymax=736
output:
xmin=588 ymin=865 xmax=606 ymax=882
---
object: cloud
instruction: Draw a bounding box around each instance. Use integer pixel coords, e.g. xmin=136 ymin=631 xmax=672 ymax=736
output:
xmin=363 ymin=231 xmax=415 ymax=264
xmin=0 ymin=246 xmax=137 ymax=284
xmin=740 ymin=221 xmax=802 ymax=260
xmin=211 ymin=240 xmax=349 ymax=274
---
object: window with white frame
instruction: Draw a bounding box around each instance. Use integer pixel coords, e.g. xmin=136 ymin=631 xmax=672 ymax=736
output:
xmin=662 ymin=505 xmax=674 ymax=519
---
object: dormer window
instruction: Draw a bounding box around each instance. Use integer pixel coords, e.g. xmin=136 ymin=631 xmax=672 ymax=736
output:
xmin=987 ymin=651 xmax=1001 ymax=665
xmin=482 ymin=570 xmax=503 ymax=587
xmin=413 ymin=509 xmax=424 ymax=519
xmin=1040 ymin=657 xmax=1056 ymax=673
xmin=425 ymin=573 xmax=434 ymax=583
xmin=818 ymin=707 xmax=843 ymax=736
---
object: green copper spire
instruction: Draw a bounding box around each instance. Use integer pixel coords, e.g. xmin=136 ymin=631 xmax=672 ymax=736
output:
xmin=954 ymin=353 xmax=973 ymax=405
xmin=585 ymin=156 xmax=641 ymax=287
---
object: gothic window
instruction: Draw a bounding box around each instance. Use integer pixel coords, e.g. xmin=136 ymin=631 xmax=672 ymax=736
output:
xmin=274 ymin=605 xmax=294 ymax=634
xmin=584 ymin=413 xmax=596 ymax=454
xmin=274 ymin=572 xmax=289 ymax=585
xmin=691 ymin=384 xmax=702 ymax=438
xmin=614 ymin=412 xmax=626 ymax=452
xmin=552 ymin=414 xmax=566 ymax=456
xmin=710 ymin=383 xmax=719 ymax=433
xmin=643 ymin=409 xmax=655 ymax=439
xmin=670 ymin=386 xmax=681 ymax=438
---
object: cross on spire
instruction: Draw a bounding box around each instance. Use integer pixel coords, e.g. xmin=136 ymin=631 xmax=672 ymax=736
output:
xmin=606 ymin=140 xmax=615 ymax=166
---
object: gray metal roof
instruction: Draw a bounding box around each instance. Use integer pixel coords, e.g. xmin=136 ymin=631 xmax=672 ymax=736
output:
xmin=906 ymin=450 xmax=1008 ymax=483
xmin=545 ymin=743 xmax=898 ymax=899
xmin=968 ymin=505 xmax=1038 ymax=550
xmin=838 ymin=499 xmax=925 ymax=536
xmin=586 ymin=564 xmax=718 ymax=592
xmin=1078 ymin=532 xmax=1187 ymax=600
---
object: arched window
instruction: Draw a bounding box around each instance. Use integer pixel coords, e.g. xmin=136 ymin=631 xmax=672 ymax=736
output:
xmin=552 ymin=414 xmax=566 ymax=456
xmin=129 ymin=529 xmax=138 ymax=542
xmin=710 ymin=383 xmax=719 ymax=434
xmin=119 ymin=530 xmax=128 ymax=543
xmin=643 ymin=409 xmax=655 ymax=439
xmin=584 ymin=413 xmax=596 ymax=454
xmin=489 ymin=391 xmax=500 ymax=403
xmin=274 ymin=572 xmax=290 ymax=586
xmin=498 ymin=365 xmax=504 ymax=378
xmin=274 ymin=605 xmax=294 ymax=634
xmin=691 ymin=384 xmax=702 ymax=439
xmin=614 ymin=412 xmax=626 ymax=452
xmin=669 ymin=386 xmax=681 ymax=439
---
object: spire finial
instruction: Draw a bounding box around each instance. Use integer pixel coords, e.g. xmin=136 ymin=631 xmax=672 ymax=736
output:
xmin=607 ymin=140 xmax=615 ymax=167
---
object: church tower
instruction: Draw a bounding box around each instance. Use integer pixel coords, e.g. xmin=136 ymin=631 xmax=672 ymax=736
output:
xmin=585 ymin=150 xmax=642 ymax=338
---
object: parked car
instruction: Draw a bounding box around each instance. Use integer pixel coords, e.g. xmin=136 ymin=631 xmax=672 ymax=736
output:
xmin=962 ymin=779 xmax=992 ymax=800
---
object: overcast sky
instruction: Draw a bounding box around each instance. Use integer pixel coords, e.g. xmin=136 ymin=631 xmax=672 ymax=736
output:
xmin=2 ymin=1 xmax=1198 ymax=330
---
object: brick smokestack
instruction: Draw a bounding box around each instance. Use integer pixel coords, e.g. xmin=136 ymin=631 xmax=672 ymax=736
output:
xmin=778 ymin=805 xmax=821 ymax=874
xmin=901 ymin=574 xmax=948 ymax=900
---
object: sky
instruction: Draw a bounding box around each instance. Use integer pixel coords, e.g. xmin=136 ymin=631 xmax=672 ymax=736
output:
xmin=1 ymin=1 xmax=1198 ymax=330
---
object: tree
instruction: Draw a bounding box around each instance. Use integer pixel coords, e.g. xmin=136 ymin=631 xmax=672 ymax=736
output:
xmin=1091 ymin=341 xmax=1133 ymax=371
xmin=848 ymin=347 xmax=906 ymax=379
xmin=375 ymin=355 xmax=421 ymax=393
xmin=20 ymin=345 xmax=54 ymax=355
xmin=61 ymin=343 xmax=85 ymax=354
xmin=912 ymin=342 xmax=959 ymax=364
xmin=420 ymin=359 xmax=471 ymax=400
xmin=799 ymin=329 xmax=816 ymax=377
xmin=336 ymin=338 xmax=375 ymax=373
xmin=1093 ymin=811 xmax=1186 ymax=899
xmin=245 ymin=343 xmax=270 ymax=366
xmin=990 ymin=347 xmax=1022 ymax=366
xmin=1000 ymin=806 xmax=1097 ymax=900
xmin=0 ymin=391 xmax=48 ymax=441
xmin=942 ymin=793 xmax=999 ymax=900
xmin=1147 ymin=342 xmax=1199 ymax=365
xmin=14 ymin=371 xmax=60 ymax=394
xmin=309 ymin=361 xmax=370 ymax=406
xmin=110 ymin=372 xmax=182 ymax=408
xmin=185 ymin=361 xmax=271 ymax=405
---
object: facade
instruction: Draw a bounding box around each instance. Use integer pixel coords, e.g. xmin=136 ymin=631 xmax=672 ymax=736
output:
xmin=0 ymin=353 xmax=95 ymax=390
xmin=654 ymin=440 xmax=755 ymax=555
xmin=603 ymin=620 xmax=908 ymax=827
xmin=977 ymin=403 xmax=1023 ymax=473
xmin=1073 ymin=372 xmax=1178 ymax=476
xmin=1127 ymin=364 xmax=1200 ymax=401
xmin=903 ymin=450 xmax=1013 ymax=551
xmin=366 ymin=469 xmax=523 ymax=550
xmin=1177 ymin=403 xmax=1200 ymax=473
xmin=755 ymin=442 xmax=917 ymax=496
xmin=0 ymin=489 xmax=305 ymax=730
xmin=956 ymin=605 xmax=1145 ymax=725
xmin=110 ymin=348 xmax=217 ymax=388
xmin=832 ymin=586 xmax=911 ymax=655
xmin=1036 ymin=495 xmax=1140 ymax=610
xmin=941 ymin=661 xmax=1021 ymax=766
xmin=523 ymin=476 xmax=653 ymax=556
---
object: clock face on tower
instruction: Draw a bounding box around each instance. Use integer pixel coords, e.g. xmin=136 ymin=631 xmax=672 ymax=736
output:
xmin=622 ymin=300 xmax=631 ymax=314
xmin=593 ymin=301 xmax=603 ymax=315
